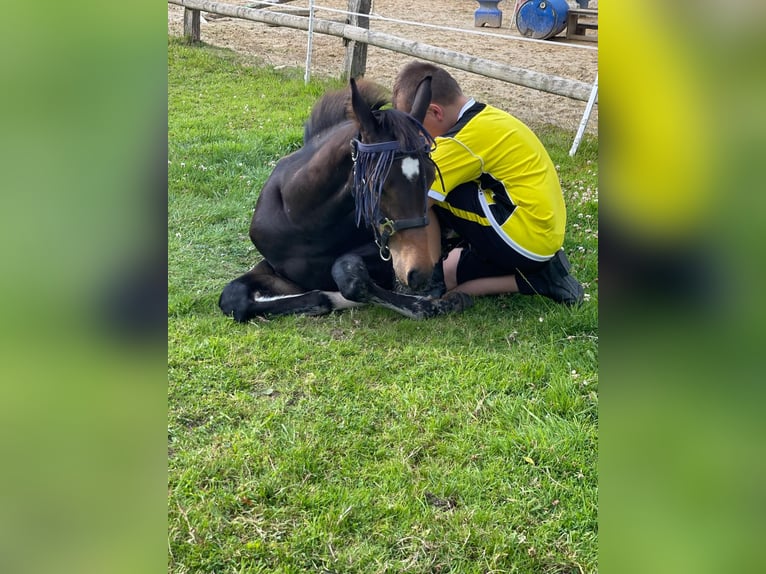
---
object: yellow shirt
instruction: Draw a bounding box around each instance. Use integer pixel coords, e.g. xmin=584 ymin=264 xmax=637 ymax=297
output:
xmin=429 ymin=102 xmax=566 ymax=261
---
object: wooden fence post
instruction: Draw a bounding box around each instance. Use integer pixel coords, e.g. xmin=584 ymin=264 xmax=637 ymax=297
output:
xmin=184 ymin=8 xmax=201 ymax=43
xmin=343 ymin=0 xmax=371 ymax=80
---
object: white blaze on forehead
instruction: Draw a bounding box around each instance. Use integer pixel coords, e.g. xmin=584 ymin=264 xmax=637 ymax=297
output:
xmin=400 ymin=156 xmax=420 ymax=182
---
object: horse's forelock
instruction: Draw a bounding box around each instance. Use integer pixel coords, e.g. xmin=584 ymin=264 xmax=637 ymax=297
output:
xmin=352 ymin=146 xmax=395 ymax=228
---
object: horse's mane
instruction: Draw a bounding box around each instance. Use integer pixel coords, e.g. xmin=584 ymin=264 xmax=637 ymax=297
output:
xmin=303 ymin=79 xmax=390 ymax=143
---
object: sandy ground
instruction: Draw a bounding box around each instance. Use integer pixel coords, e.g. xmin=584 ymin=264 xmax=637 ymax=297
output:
xmin=168 ymin=0 xmax=598 ymax=133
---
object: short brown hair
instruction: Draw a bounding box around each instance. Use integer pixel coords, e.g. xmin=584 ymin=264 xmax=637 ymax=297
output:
xmin=392 ymin=61 xmax=463 ymax=113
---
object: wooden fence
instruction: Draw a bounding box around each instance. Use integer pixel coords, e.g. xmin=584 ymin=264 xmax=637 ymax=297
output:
xmin=168 ymin=0 xmax=597 ymax=103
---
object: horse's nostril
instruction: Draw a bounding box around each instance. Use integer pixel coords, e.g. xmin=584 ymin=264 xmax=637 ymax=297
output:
xmin=407 ymin=268 xmax=431 ymax=292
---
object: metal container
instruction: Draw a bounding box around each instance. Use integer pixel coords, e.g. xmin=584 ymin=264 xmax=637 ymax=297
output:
xmin=515 ymin=0 xmax=570 ymax=40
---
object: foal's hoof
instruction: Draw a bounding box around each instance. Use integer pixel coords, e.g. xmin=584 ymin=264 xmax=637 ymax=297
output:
xmin=219 ymin=281 xmax=254 ymax=322
xmin=413 ymin=291 xmax=474 ymax=318
xmin=443 ymin=291 xmax=474 ymax=312
xmin=331 ymin=255 xmax=372 ymax=302
xmin=430 ymin=291 xmax=473 ymax=316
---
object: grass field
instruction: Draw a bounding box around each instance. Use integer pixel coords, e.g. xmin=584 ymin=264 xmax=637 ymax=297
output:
xmin=168 ymin=36 xmax=598 ymax=573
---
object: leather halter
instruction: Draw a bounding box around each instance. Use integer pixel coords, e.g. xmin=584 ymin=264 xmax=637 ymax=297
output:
xmin=350 ymin=137 xmax=431 ymax=261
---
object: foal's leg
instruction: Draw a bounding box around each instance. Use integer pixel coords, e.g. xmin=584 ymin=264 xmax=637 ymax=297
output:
xmin=331 ymin=254 xmax=473 ymax=319
xmin=220 ymin=260 xmax=354 ymax=321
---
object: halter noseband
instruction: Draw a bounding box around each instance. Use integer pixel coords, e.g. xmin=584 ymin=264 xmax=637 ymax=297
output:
xmin=375 ymin=214 xmax=430 ymax=261
xmin=350 ymin=135 xmax=434 ymax=261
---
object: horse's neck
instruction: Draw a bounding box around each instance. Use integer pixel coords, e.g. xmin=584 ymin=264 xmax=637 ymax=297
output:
xmin=304 ymin=122 xmax=357 ymax=192
xmin=310 ymin=121 xmax=356 ymax=166
xmin=282 ymin=123 xmax=357 ymax=220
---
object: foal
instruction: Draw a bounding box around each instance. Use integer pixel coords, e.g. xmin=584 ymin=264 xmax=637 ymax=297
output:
xmin=219 ymin=78 xmax=471 ymax=321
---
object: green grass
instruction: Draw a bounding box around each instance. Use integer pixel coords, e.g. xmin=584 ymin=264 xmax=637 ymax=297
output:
xmin=168 ymin=37 xmax=598 ymax=573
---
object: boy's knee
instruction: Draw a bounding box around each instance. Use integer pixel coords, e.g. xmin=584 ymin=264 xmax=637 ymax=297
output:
xmin=442 ymin=248 xmax=462 ymax=291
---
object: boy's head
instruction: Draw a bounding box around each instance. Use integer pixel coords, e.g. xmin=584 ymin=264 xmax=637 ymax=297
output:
xmin=393 ymin=61 xmax=465 ymax=137
xmin=393 ymin=61 xmax=464 ymax=112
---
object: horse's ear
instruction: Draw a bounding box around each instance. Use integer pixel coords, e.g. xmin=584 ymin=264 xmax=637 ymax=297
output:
xmin=409 ymin=76 xmax=432 ymax=124
xmin=350 ymin=77 xmax=378 ymax=135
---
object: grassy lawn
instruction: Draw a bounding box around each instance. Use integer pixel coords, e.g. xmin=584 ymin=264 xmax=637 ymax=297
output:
xmin=168 ymin=36 xmax=598 ymax=573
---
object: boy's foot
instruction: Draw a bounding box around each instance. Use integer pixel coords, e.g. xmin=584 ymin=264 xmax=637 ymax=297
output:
xmin=520 ymin=250 xmax=584 ymax=305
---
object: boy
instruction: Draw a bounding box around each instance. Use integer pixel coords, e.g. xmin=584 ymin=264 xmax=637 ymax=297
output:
xmin=392 ymin=61 xmax=584 ymax=305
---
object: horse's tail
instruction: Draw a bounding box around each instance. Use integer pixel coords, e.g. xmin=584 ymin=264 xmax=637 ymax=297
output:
xmin=303 ymin=79 xmax=390 ymax=143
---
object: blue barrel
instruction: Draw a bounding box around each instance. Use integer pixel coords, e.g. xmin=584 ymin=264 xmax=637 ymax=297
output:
xmin=515 ymin=0 xmax=570 ymax=40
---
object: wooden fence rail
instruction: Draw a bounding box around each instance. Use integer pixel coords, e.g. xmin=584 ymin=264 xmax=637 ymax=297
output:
xmin=168 ymin=0 xmax=596 ymax=103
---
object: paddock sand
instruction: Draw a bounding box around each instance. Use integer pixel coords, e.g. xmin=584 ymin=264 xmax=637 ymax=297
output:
xmin=168 ymin=0 xmax=598 ymax=133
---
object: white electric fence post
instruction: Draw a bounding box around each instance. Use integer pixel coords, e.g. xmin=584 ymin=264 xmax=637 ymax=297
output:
xmin=304 ymin=0 xmax=316 ymax=83
xmin=569 ymin=72 xmax=598 ymax=156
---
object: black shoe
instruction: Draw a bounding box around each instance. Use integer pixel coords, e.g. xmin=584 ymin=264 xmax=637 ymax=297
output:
xmin=519 ymin=250 xmax=584 ymax=305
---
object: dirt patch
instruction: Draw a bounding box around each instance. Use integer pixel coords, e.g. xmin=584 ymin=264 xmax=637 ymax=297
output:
xmin=168 ymin=0 xmax=597 ymax=133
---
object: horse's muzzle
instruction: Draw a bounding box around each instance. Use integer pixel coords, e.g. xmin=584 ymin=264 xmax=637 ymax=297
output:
xmin=407 ymin=267 xmax=433 ymax=292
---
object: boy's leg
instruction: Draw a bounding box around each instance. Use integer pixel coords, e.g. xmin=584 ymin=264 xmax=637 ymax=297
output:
xmin=432 ymin=185 xmax=584 ymax=305
xmin=444 ymin=246 xmax=584 ymax=304
xmin=439 ymin=247 xmax=521 ymax=296
xmin=441 ymin=248 xmax=461 ymax=291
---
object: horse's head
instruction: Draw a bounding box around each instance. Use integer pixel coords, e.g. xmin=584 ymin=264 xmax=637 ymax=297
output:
xmin=349 ymin=76 xmax=437 ymax=292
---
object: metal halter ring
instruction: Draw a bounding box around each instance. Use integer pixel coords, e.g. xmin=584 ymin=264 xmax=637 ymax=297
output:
xmin=374 ymin=215 xmax=429 ymax=261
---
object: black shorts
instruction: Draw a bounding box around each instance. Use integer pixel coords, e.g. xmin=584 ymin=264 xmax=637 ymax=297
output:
xmin=433 ymin=182 xmax=547 ymax=284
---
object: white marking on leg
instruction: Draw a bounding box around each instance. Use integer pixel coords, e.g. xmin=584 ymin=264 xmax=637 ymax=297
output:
xmin=325 ymin=292 xmax=365 ymax=310
xmin=254 ymin=291 xmax=364 ymax=309
xmin=253 ymin=293 xmax=305 ymax=302
xmin=401 ymin=156 xmax=420 ymax=182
